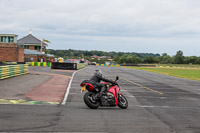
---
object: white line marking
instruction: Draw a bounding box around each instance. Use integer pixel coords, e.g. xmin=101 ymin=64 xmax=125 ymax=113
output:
xmin=128 ymin=96 xmax=135 ymax=98
xmin=129 ymin=105 xmax=199 ymax=109
xmin=62 ymin=67 xmax=86 ymax=105
xmin=69 ymin=93 xmax=78 ymax=95
xmin=120 ymin=90 xmax=128 ymax=92
xmin=128 ymin=105 xmax=169 ymax=108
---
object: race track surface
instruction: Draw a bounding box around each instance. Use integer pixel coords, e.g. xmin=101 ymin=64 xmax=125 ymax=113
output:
xmin=0 ymin=66 xmax=200 ymax=132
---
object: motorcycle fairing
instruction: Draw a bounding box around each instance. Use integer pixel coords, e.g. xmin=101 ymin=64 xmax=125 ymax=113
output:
xmin=80 ymin=83 xmax=94 ymax=91
xmin=107 ymin=86 xmax=120 ymax=106
xmin=102 ymin=82 xmax=108 ymax=84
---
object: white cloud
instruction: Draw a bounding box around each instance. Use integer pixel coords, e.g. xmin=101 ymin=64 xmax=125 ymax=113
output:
xmin=1 ymin=0 xmax=200 ymax=56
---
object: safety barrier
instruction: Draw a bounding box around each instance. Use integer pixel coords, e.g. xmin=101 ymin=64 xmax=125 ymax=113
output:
xmin=26 ymin=62 xmax=52 ymax=67
xmin=0 ymin=64 xmax=28 ymax=80
xmin=96 ymin=64 xmax=121 ymax=67
xmin=51 ymin=62 xmax=77 ymax=70
xmin=121 ymin=64 xmax=157 ymax=67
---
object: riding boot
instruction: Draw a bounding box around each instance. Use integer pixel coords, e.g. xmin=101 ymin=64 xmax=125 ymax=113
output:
xmin=99 ymin=85 xmax=106 ymax=97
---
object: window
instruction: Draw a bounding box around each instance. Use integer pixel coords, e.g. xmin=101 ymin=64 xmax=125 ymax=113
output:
xmin=0 ymin=36 xmax=7 ymax=43
xmin=8 ymin=37 xmax=14 ymax=43
xmin=24 ymin=46 xmax=29 ymax=49
xmin=34 ymin=46 xmax=41 ymax=50
xmin=0 ymin=36 xmax=14 ymax=43
xmin=3 ymin=36 xmax=7 ymax=43
xmin=10 ymin=37 xmax=14 ymax=42
xmin=0 ymin=37 xmax=3 ymax=42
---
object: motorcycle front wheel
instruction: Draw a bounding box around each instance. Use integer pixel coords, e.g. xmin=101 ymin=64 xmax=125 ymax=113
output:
xmin=84 ymin=92 xmax=100 ymax=109
xmin=118 ymin=94 xmax=128 ymax=109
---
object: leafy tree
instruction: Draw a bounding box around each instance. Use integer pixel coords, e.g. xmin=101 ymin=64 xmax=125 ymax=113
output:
xmin=173 ymin=50 xmax=184 ymax=64
xmin=160 ymin=53 xmax=171 ymax=64
xmin=119 ymin=54 xmax=128 ymax=64
xmin=143 ymin=56 xmax=154 ymax=63
xmin=113 ymin=56 xmax=120 ymax=63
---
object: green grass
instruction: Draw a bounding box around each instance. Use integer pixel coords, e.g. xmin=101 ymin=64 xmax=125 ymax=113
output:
xmin=157 ymin=64 xmax=200 ymax=68
xmin=123 ymin=66 xmax=200 ymax=81
xmin=77 ymin=63 xmax=88 ymax=70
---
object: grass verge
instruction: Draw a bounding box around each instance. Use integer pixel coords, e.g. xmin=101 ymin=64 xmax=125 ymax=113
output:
xmin=77 ymin=63 xmax=88 ymax=70
xmin=123 ymin=66 xmax=200 ymax=81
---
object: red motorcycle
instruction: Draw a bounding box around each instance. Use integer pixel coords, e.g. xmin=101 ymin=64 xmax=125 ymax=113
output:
xmin=80 ymin=76 xmax=128 ymax=109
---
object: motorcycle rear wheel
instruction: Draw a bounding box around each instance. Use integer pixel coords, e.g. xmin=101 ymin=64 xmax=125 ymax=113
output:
xmin=118 ymin=94 xmax=128 ymax=109
xmin=84 ymin=92 xmax=100 ymax=109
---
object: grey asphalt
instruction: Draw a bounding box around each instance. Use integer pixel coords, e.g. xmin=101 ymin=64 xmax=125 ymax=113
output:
xmin=29 ymin=66 xmax=75 ymax=76
xmin=0 ymin=66 xmax=73 ymax=100
xmin=0 ymin=66 xmax=200 ymax=132
xmin=0 ymin=72 xmax=51 ymax=100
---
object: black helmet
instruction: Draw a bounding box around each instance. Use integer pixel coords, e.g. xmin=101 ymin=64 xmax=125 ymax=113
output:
xmin=94 ymin=70 xmax=102 ymax=77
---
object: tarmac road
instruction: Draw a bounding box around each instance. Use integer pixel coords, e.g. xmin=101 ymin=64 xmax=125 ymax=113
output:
xmin=0 ymin=66 xmax=200 ymax=132
xmin=0 ymin=66 xmax=73 ymax=104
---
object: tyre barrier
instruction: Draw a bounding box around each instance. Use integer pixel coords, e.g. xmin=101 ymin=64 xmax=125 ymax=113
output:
xmin=0 ymin=64 xmax=29 ymax=80
xmin=26 ymin=62 xmax=52 ymax=67
xmin=96 ymin=64 xmax=121 ymax=67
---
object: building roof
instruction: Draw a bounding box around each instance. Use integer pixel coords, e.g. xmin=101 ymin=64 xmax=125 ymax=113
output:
xmin=18 ymin=34 xmax=47 ymax=45
xmin=24 ymin=49 xmax=46 ymax=56
xmin=0 ymin=34 xmax=18 ymax=37
xmin=46 ymin=54 xmax=55 ymax=57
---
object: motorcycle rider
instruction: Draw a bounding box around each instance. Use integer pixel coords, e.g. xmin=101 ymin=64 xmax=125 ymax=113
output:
xmin=90 ymin=70 xmax=115 ymax=96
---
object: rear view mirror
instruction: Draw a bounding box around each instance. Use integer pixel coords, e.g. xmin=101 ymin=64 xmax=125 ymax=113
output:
xmin=116 ymin=76 xmax=119 ymax=81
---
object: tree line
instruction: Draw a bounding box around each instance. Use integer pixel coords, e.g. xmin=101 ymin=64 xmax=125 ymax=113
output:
xmin=46 ymin=49 xmax=200 ymax=64
xmin=114 ymin=51 xmax=200 ymax=64
xmin=46 ymin=49 xmax=160 ymax=58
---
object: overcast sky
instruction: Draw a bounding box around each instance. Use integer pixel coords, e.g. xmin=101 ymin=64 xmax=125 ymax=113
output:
xmin=1 ymin=0 xmax=200 ymax=56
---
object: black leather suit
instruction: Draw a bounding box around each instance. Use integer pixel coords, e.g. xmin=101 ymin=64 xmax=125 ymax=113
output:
xmin=90 ymin=74 xmax=113 ymax=92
